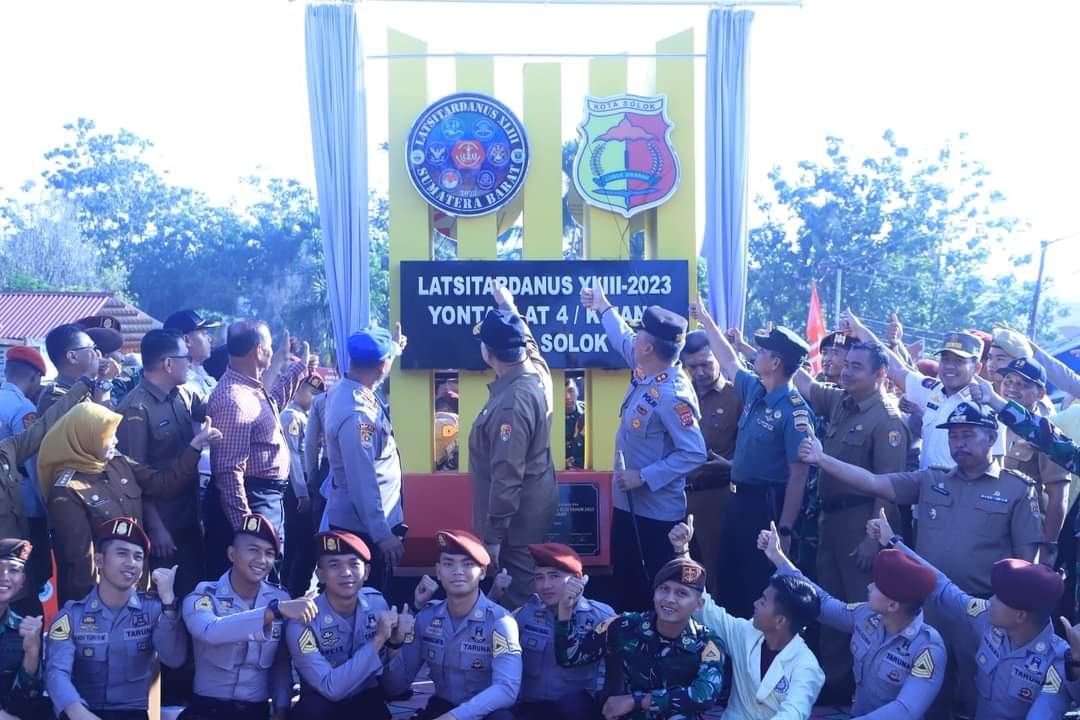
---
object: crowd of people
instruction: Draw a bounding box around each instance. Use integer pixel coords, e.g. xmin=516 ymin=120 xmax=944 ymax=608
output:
xmin=0 ymin=276 xmax=1078 ymax=720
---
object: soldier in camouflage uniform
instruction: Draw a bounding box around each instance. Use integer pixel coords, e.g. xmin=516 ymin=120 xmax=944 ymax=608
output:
xmin=554 ymin=557 xmax=726 ymax=719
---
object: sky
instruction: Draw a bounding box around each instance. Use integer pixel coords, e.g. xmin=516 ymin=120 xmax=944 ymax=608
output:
xmin=1 ymin=0 xmax=1077 ymax=338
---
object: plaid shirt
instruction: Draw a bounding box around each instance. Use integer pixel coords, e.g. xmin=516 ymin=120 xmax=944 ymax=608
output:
xmin=208 ymin=362 xmax=308 ymax=529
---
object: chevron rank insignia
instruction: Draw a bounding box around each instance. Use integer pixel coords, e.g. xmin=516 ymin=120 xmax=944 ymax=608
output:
xmin=911 ymin=648 xmax=935 ymax=679
xmin=492 ymin=630 xmax=514 ymax=656
xmin=49 ymin=615 xmax=71 ymax=641
xmin=966 ymin=598 xmax=989 ymax=617
xmin=701 ymin=640 xmax=723 ymax=662
xmin=1043 ymin=665 xmax=1062 ymax=694
xmin=298 ymin=627 xmax=319 ymax=654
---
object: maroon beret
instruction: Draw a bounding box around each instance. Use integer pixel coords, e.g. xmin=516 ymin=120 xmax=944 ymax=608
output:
xmin=653 ymin=558 xmax=706 ymax=593
xmin=5 ymin=346 xmax=46 ymax=376
xmin=992 ymin=558 xmax=1063 ymax=612
xmin=94 ymin=517 xmax=150 ymax=554
xmin=873 ymin=549 xmax=936 ymax=604
xmin=0 ymin=539 xmax=32 ymax=564
xmin=435 ymin=529 xmax=490 ymax=567
xmin=528 ymin=543 xmax=583 ymax=577
xmin=316 ymin=530 xmax=370 ymax=561
xmin=235 ymin=513 xmax=280 ymax=555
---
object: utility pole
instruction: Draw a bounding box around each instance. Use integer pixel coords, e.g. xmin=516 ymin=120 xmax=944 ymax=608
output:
xmin=1027 ymin=233 xmax=1078 ymax=341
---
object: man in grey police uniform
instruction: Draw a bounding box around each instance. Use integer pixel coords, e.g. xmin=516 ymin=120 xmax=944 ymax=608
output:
xmin=693 ymin=302 xmax=815 ymax=620
xmin=760 ymin=521 xmax=946 ymax=718
xmin=45 ymin=517 xmax=187 ymax=720
xmin=288 ymin=530 xmax=408 ymax=720
xmin=181 ymin=513 xmax=318 ymax=720
xmin=510 ymin=543 xmax=614 ymax=720
xmin=383 ymin=529 xmax=522 ymax=720
xmin=579 ymin=281 xmax=707 ymax=612
xmin=325 ymin=326 xmax=406 ymax=593
xmin=279 ymin=373 xmax=325 ymax=598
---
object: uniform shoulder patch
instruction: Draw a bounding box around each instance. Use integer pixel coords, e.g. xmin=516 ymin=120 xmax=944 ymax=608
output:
xmin=195 ymin=595 xmax=213 ymax=611
xmin=594 ymin=615 xmax=618 ymax=635
xmin=888 ymin=430 xmax=902 ymax=448
xmin=492 ymin=629 xmax=511 ymax=656
xmin=287 ymin=418 xmax=301 ymax=436
xmin=358 ymin=422 xmax=375 ymax=448
xmin=54 ymin=469 xmax=76 ymax=488
xmin=966 ymin=598 xmax=989 ymax=617
xmin=49 ymin=614 xmax=71 ymax=641
xmin=911 ymin=648 xmax=936 ymax=679
xmin=298 ymin=627 xmax=319 ymax=654
xmin=921 ymin=377 xmax=939 ymax=390
xmin=673 ymin=402 xmax=694 ymax=428
xmin=701 ymin=639 xmax=723 ymax=662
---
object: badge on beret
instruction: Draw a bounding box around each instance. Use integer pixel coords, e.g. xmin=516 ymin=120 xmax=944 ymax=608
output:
xmin=700 ymin=639 xmax=723 ymax=662
xmin=911 ymin=648 xmax=935 ymax=679
xmin=681 ymin=564 xmax=702 ymax=585
xmin=888 ymin=431 xmax=901 ymax=448
xmin=298 ymin=628 xmax=319 ymax=655
xmin=49 ymin=615 xmax=71 ymax=641
xmin=325 ymin=537 xmax=339 ymax=552
xmin=195 ymin=596 xmax=213 ymax=611
xmin=437 ymin=534 xmax=448 ymax=548
xmin=966 ymin=598 xmax=989 ymax=617
xmin=1043 ymin=665 xmax=1062 ymax=694
xmin=245 ymin=516 xmax=260 ymax=533
xmin=499 ymin=424 xmax=513 ymax=442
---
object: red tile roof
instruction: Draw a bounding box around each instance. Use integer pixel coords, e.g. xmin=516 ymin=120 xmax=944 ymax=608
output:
xmin=0 ymin=291 xmax=161 ymax=354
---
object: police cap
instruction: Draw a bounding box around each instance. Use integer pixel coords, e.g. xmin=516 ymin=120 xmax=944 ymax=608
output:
xmin=653 ymin=558 xmax=706 ymax=593
xmin=475 ymin=309 xmax=528 ymax=351
xmin=934 ymin=331 xmax=985 ymax=360
xmin=991 ymin=558 xmax=1063 ymax=612
xmin=163 ymin=309 xmax=222 ymax=335
xmin=935 ymin=401 xmax=998 ymax=430
xmin=872 ymin=549 xmax=936 ymax=604
xmin=94 ymin=517 xmax=151 ymax=554
xmin=434 ymin=529 xmax=490 ymax=567
xmin=0 ymin=539 xmax=32 ymax=565
xmin=347 ymin=327 xmax=396 ymax=365
xmin=754 ymin=326 xmax=810 ymax=366
xmin=629 ymin=306 xmax=688 ymax=344
xmin=527 ymin=543 xmax=583 ymax=578
xmin=315 ymin=530 xmax=371 ymax=561
xmin=999 ymin=357 xmax=1046 ymax=389
xmin=234 ymin=513 xmax=280 ymax=555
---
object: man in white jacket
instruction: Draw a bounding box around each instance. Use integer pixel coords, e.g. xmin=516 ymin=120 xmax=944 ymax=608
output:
xmin=669 ymin=516 xmax=824 ymax=719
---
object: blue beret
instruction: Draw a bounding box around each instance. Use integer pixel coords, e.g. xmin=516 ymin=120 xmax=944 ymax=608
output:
xmin=347 ymin=327 xmax=395 ymax=365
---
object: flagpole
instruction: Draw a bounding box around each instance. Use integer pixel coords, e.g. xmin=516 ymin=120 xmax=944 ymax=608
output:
xmin=834 ymin=266 xmax=842 ymax=328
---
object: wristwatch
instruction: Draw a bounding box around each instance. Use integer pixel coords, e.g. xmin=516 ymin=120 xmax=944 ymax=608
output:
xmin=268 ymin=598 xmax=284 ymax=621
xmin=886 ymin=534 xmax=904 ymax=549
xmin=1067 ymin=649 xmax=1080 ymax=670
xmin=776 ymin=525 xmax=793 ymax=538
xmin=632 ymin=690 xmax=646 ymax=711
xmin=386 ymin=638 xmax=404 ymax=649
xmin=162 ymin=599 xmax=178 ymax=613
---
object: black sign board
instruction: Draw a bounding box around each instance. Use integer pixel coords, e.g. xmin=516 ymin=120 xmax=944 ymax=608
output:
xmin=399 ymin=259 xmax=689 ymax=370
xmin=544 ymin=483 xmax=602 ymax=556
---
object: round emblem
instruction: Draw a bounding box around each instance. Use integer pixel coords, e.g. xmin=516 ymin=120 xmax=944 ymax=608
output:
xmin=406 ymin=92 xmax=530 ymax=217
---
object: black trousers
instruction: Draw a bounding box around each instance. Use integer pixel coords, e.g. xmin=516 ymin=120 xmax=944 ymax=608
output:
xmin=204 ymin=478 xmax=286 ymax=580
xmin=715 ymin=484 xmax=784 ymax=619
xmin=61 ymin=712 xmax=149 ymax=720
xmin=13 ymin=516 xmax=51 ymax=617
xmin=290 ymin=686 xmax=391 ymax=720
xmin=512 ymin=691 xmax=599 ymax=720
xmin=283 ymin=485 xmax=318 ymax=597
xmin=178 ymin=694 xmax=270 ymax=720
xmin=611 ymin=508 xmax=678 ymax=612
xmin=412 ymin=696 xmax=514 ymax=720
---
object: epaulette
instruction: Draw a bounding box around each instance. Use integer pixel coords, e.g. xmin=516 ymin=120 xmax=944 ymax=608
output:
xmin=54 ymin=469 xmax=77 ymax=488
xmin=1002 ymin=467 xmax=1037 ymax=486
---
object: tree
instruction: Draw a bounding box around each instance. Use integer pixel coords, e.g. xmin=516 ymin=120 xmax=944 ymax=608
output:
xmin=743 ymin=131 xmax=1063 ymax=342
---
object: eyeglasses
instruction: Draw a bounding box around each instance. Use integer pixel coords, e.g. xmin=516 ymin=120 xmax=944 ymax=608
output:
xmin=166 ymin=355 xmax=193 ymax=364
xmin=69 ymin=344 xmax=98 ymax=354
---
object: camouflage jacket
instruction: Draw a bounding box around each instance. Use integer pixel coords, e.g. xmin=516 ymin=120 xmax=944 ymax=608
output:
xmin=999 ymin=400 xmax=1079 ymax=475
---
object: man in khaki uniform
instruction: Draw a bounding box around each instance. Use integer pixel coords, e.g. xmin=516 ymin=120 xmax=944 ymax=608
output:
xmin=678 ymin=330 xmax=740 ymax=598
xmin=116 ymin=329 xmax=208 ymax=599
xmin=793 ymin=340 xmax=908 ymax=699
xmin=999 ymin=357 xmax=1069 ymax=567
xmin=469 ymin=281 xmax=557 ymax=609
xmin=799 ymin=400 xmax=1043 ymax=720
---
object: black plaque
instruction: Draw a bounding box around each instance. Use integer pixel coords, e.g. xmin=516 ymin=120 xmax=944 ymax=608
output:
xmin=399 ymin=259 xmax=690 ymax=370
xmin=544 ymin=483 xmax=601 ymax=557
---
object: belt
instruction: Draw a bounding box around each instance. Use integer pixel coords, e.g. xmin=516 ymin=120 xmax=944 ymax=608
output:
xmin=820 ymin=495 xmax=876 ymax=514
xmin=728 ymin=482 xmax=780 ymax=496
xmin=243 ymin=476 xmax=289 ymax=491
xmin=187 ymin=695 xmax=269 ymax=719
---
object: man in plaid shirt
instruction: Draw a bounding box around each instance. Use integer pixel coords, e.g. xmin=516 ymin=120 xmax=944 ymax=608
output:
xmin=204 ymin=319 xmax=317 ymax=577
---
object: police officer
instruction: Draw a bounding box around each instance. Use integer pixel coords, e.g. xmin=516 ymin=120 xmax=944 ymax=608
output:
xmin=799 ymin=401 xmax=1043 ymax=720
xmin=998 ymin=358 xmax=1069 ymax=566
xmin=470 ymin=282 xmax=557 ymax=610
xmin=792 ymin=340 xmax=909 ymax=697
xmin=116 ymin=329 xmax=209 ymax=601
xmin=580 ymin=282 xmax=706 ymax=612
xmin=288 ymin=531 xmax=404 ymax=720
xmin=759 ymin=521 xmax=945 ymax=718
xmin=692 ymin=302 xmax=814 ymax=620
xmin=554 ymin=557 xmax=726 ymax=719
xmin=324 ymin=327 xmax=406 ymax=593
xmin=564 ymin=379 xmax=585 ymax=470
xmin=181 ymin=513 xmax=314 ymax=720
xmin=280 ymin=374 xmax=325 ymax=597
xmin=383 ymin=529 xmax=522 ymax=720
xmin=45 ymin=517 xmax=187 ymax=720
xmin=867 ymin=511 xmax=1073 ymax=719
xmin=76 ymin=317 xmax=132 ymax=405
xmin=510 ymin=543 xmax=613 ymax=720
xmin=163 ymin=310 xmax=222 ymax=401
xmin=0 ymin=538 xmax=47 ymax=719
xmin=1 ymin=346 xmax=45 ymax=437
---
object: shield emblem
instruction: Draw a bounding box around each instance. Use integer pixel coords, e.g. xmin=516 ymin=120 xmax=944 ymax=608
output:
xmin=572 ymin=94 xmax=681 ymax=218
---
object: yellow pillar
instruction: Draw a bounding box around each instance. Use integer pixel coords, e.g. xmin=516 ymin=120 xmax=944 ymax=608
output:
xmin=583 ymin=56 xmax=630 ymax=472
xmin=388 ymin=28 xmax=434 ymax=473
xmin=454 ymin=56 xmax=498 ymax=475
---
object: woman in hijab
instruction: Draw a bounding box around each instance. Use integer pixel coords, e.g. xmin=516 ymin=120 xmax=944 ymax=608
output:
xmin=38 ymin=403 xmax=220 ymax=605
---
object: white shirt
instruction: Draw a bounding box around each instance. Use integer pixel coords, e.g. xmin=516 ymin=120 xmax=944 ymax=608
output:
xmin=902 ymin=370 xmax=1005 ymax=470
xmin=185 ymin=365 xmax=218 ymax=476
xmin=697 ymin=590 xmax=823 ymax=720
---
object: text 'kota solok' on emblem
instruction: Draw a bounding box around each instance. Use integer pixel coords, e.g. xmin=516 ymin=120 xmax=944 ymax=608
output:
xmin=572 ymin=94 xmax=681 ymax=218
xmin=406 ymin=92 xmax=530 ymax=217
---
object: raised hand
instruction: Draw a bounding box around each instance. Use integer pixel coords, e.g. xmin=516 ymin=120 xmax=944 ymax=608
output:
xmin=392 ymin=604 xmax=416 ymax=644
xmin=151 ymin=565 xmax=178 ymax=604
xmin=756 ymin=522 xmax=786 ymax=567
xmin=579 ymin=277 xmax=611 ymax=313
xmin=1060 ymin=616 xmax=1080 ymax=657
xmin=968 ymin=374 xmax=1007 ymax=411
xmin=798 ymin=432 xmax=824 ymax=465
xmin=274 ymin=329 xmax=292 ymax=365
xmin=377 ymin=535 xmax=405 ymax=568
xmin=18 ymin=615 xmax=42 ymax=656
xmin=884 ymin=312 xmax=903 ymax=345
xmin=376 ymin=607 xmax=398 ymax=643
xmin=840 ymin=308 xmax=870 ymax=341
xmin=491 ymin=568 xmax=512 ymax=596
xmin=668 ymin=514 xmax=695 ymax=554
xmin=491 ymin=278 xmax=515 ymax=310
xmin=278 ymin=593 xmax=318 ymax=624
xmin=393 ymin=322 xmax=408 ymax=351
xmin=414 ymin=574 xmax=439 ymax=609
xmin=303 ymin=341 xmax=319 ymax=373
xmin=866 ymin=507 xmax=895 ymax=547
xmin=559 ymin=575 xmax=588 ymax=615
xmin=191 ymin=416 xmax=223 ymax=449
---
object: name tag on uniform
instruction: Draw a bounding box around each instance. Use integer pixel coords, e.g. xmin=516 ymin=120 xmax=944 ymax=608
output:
xmin=157 ymin=419 xmax=170 ymax=428
xmin=76 ymin=632 xmax=108 ymax=643
xmin=979 ymin=494 xmax=1009 ymax=504
xmin=931 ymin=484 xmax=950 ymax=496
xmin=124 ymin=627 xmax=151 ymax=640
xmin=756 ymin=418 xmax=775 ymax=432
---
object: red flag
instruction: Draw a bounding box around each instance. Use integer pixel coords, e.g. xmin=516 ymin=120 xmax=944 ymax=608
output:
xmin=806 ymin=282 xmax=826 ymax=376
